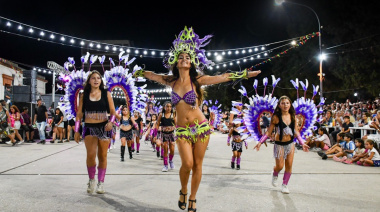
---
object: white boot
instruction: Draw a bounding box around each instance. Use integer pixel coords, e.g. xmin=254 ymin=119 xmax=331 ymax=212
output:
xmin=96 ymin=181 xmax=105 ymax=194
xmin=87 ymin=179 xmax=96 ymax=194
xmin=281 ymin=184 xmax=290 ymax=194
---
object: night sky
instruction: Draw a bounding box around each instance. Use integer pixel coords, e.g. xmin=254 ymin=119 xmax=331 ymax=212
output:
xmin=0 ymin=0 xmax=367 ymax=96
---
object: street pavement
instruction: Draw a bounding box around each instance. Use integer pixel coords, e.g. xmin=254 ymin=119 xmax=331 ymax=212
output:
xmin=1 ymin=132 xmax=379 ymax=212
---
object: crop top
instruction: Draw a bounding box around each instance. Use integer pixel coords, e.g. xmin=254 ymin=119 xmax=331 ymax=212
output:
xmin=171 ymin=78 xmax=197 ymax=106
xmin=275 ymin=115 xmax=295 ymax=141
xmin=82 ymin=89 xmax=110 ymax=120
xmin=120 ymin=116 xmax=132 ymax=131
xmin=161 ymin=113 xmax=174 ymax=127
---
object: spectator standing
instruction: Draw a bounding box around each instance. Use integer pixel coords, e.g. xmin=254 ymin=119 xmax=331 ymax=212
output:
xmin=51 ymin=107 xmax=64 ymax=143
xmin=21 ymin=107 xmax=34 ymax=142
xmin=34 ymin=99 xmax=48 ymax=144
xmin=9 ymin=105 xmax=24 ymax=144
xmin=1 ymin=103 xmax=16 ymax=145
xmin=4 ymin=86 xmax=12 ymax=109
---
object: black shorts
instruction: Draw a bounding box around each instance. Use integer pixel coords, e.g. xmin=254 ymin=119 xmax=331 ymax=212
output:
xmin=21 ymin=124 xmax=34 ymax=132
xmin=231 ymin=141 xmax=243 ymax=152
xmin=64 ymin=121 xmax=68 ymax=129
xmin=69 ymin=119 xmax=75 ymax=126
xmin=83 ymin=121 xmax=111 ymax=140
xmin=120 ymin=129 xmax=133 ymax=140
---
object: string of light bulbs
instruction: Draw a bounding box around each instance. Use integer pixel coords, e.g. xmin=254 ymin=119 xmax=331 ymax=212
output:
xmin=0 ymin=15 xmax=314 ymax=61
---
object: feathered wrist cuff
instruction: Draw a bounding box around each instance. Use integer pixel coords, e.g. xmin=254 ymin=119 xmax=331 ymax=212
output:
xmin=133 ymin=69 xmax=145 ymax=78
xmin=227 ymin=136 xmax=231 ymax=144
xmin=110 ymin=115 xmax=116 ymax=123
xmin=228 ymin=69 xmax=248 ymax=81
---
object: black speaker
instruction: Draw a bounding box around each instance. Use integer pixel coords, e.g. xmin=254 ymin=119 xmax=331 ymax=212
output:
xmin=23 ymin=78 xmax=31 ymax=85
xmin=12 ymin=86 xmax=31 ymax=102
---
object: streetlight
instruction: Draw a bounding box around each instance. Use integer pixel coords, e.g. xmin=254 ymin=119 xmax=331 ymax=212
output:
xmin=275 ymin=0 xmax=323 ymax=98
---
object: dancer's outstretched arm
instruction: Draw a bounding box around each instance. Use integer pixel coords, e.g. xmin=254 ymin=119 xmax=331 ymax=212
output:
xmin=197 ymin=70 xmax=261 ymax=86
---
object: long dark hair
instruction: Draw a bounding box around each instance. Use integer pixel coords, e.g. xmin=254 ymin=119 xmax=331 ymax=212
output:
xmin=202 ymin=104 xmax=210 ymax=114
xmin=163 ymin=56 xmax=204 ymax=106
xmin=162 ymin=101 xmax=173 ymax=115
xmin=274 ymin=96 xmax=296 ymax=140
xmin=83 ymin=70 xmax=106 ymax=95
xmin=274 ymin=96 xmax=296 ymax=123
xmin=366 ymin=139 xmax=380 ymax=153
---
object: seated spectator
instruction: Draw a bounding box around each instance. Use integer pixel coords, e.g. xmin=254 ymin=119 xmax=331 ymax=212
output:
xmin=306 ymin=127 xmax=331 ymax=151
xmin=318 ymin=132 xmax=345 ymax=156
xmin=369 ymin=111 xmax=380 ymax=133
xmin=358 ymin=139 xmax=380 ymax=167
xmin=358 ymin=113 xmax=370 ymax=127
xmin=320 ymin=133 xmax=355 ymax=160
xmin=321 ymin=110 xmax=333 ymax=126
xmin=219 ymin=121 xmax=229 ymax=134
xmin=342 ymin=138 xmax=366 ymax=164
xmin=330 ymin=115 xmax=353 ymax=144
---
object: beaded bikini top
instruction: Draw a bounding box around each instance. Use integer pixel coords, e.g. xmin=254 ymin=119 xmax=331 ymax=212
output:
xmin=171 ymin=78 xmax=197 ymax=108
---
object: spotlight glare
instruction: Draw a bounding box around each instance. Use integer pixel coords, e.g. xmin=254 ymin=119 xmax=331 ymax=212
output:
xmin=70 ymin=39 xmax=75 ymax=44
xmin=80 ymin=41 xmax=85 ymax=45
xmin=29 ymin=28 xmax=34 ymax=33
xmin=50 ymin=34 xmax=55 ymax=39
xmin=6 ymin=22 xmax=11 ymax=26
xmin=18 ymin=25 xmax=23 ymax=30
xmin=40 ymin=31 xmax=45 ymax=36
xmin=216 ymin=55 xmax=223 ymax=61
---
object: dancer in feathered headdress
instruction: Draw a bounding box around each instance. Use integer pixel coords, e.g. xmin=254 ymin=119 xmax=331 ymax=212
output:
xmin=61 ymin=51 xmax=145 ymax=195
xmin=132 ymin=26 xmax=261 ymax=211
xmin=253 ymin=95 xmax=310 ymax=194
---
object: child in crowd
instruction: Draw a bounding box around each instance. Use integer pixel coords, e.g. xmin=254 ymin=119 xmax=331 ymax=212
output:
xmin=320 ymin=133 xmax=355 ymax=160
xmin=306 ymin=127 xmax=331 ymax=151
xmin=358 ymin=139 xmax=380 ymax=167
xmin=318 ymin=132 xmax=345 ymax=157
xmin=340 ymin=138 xmax=366 ymax=164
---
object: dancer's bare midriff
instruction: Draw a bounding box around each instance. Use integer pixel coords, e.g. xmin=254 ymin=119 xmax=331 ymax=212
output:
xmin=175 ymin=101 xmax=206 ymax=126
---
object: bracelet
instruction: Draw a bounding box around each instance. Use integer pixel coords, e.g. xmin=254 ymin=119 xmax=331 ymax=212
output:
xmin=74 ymin=121 xmax=80 ymax=132
xmin=227 ymin=69 xmax=248 ymax=81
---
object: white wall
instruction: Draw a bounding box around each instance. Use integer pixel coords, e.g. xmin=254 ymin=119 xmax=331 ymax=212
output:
xmin=0 ymin=64 xmax=23 ymax=99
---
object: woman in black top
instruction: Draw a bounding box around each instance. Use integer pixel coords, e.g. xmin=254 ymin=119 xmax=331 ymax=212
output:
xmin=75 ymin=70 xmax=116 ymax=194
xmin=156 ymin=101 xmax=177 ymax=172
xmin=51 ymin=107 xmax=64 ymax=143
xmin=116 ymin=105 xmax=138 ymax=161
xmin=132 ymin=111 xmax=143 ymax=154
xmin=202 ymin=104 xmax=210 ymax=121
xmin=254 ymin=96 xmax=309 ymax=194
